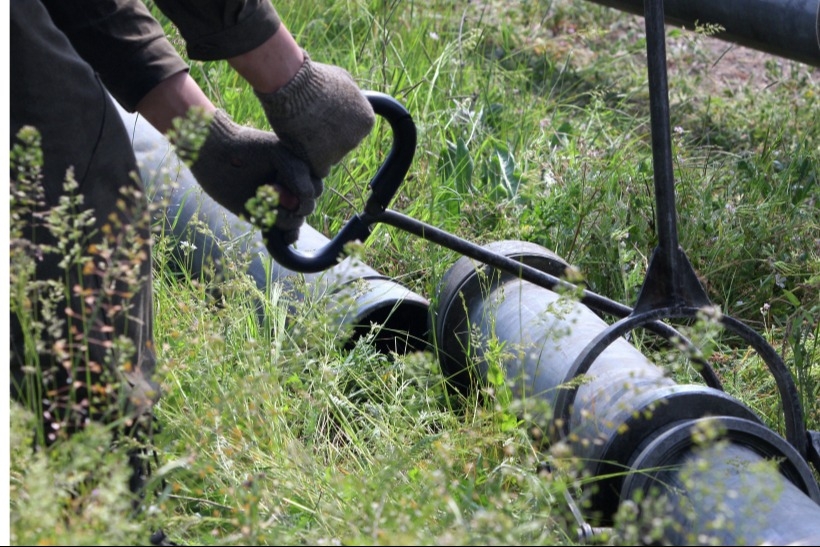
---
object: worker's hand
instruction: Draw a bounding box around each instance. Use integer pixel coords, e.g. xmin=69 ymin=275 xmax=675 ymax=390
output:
xmin=255 ymin=51 xmax=376 ymax=178
xmin=188 ymin=109 xmax=321 ymax=244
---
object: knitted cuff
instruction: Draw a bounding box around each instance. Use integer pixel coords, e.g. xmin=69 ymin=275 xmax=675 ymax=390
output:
xmin=254 ymin=50 xmax=322 ymax=118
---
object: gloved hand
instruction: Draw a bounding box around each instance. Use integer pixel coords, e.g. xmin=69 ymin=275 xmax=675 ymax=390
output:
xmin=188 ymin=109 xmax=321 ymax=244
xmin=255 ymin=51 xmax=376 ymax=179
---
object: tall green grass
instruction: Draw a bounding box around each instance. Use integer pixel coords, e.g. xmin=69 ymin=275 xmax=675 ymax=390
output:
xmin=10 ymin=0 xmax=818 ymax=544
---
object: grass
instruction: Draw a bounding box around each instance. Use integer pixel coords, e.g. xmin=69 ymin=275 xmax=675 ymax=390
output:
xmin=9 ymin=0 xmax=819 ymax=545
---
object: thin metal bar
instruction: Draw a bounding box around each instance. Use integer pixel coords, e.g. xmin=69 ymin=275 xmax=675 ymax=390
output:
xmin=380 ymin=209 xmax=671 ymax=332
xmin=644 ymin=0 xmax=680 ymax=278
xmin=631 ymin=0 xmax=713 ymax=313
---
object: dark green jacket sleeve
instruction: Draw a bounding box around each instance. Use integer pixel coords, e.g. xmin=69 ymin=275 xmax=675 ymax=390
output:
xmin=42 ymin=0 xmax=189 ymax=112
xmin=152 ymin=0 xmax=281 ymax=61
xmin=42 ymin=0 xmax=281 ymax=112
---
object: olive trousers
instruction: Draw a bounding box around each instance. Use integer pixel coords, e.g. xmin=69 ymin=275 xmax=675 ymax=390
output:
xmin=10 ymin=0 xmax=159 ymax=447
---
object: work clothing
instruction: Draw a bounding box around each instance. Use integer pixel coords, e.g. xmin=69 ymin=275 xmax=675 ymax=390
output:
xmin=9 ymin=0 xmax=282 ymax=445
xmin=257 ymin=51 xmax=376 ymax=179
xmin=189 ymin=109 xmax=321 ymax=244
xmin=41 ymin=0 xmax=281 ymax=112
xmin=10 ymin=0 xmax=374 ymax=452
xmin=11 ymin=0 xmax=160 ymax=443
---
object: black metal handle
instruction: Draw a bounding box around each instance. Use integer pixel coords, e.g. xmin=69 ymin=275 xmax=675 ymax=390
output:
xmin=264 ymin=91 xmax=417 ymax=273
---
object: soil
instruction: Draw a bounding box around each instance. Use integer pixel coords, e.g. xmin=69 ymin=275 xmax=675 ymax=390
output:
xmin=470 ymin=0 xmax=820 ymax=96
xmin=667 ymin=33 xmax=819 ymax=96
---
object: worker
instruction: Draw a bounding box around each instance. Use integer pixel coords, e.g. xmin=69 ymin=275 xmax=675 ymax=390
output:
xmin=9 ymin=1 xmax=375 ymax=541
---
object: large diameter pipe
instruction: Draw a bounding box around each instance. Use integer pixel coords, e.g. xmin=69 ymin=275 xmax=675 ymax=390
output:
xmin=433 ymin=240 xmax=820 ymax=545
xmin=117 ymin=103 xmax=430 ymax=354
xmin=621 ymin=417 xmax=820 ymax=545
xmin=583 ymin=0 xmax=820 ymax=67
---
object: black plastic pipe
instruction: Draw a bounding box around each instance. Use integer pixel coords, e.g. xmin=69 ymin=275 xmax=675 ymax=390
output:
xmin=621 ymin=418 xmax=820 ymax=545
xmin=583 ymin=0 xmax=820 ymax=67
xmin=117 ymin=103 xmax=431 ymax=354
xmin=433 ymin=240 xmax=820 ymax=545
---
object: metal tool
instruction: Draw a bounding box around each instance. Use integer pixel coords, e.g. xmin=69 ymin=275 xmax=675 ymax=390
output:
xmin=262 ymin=1 xmax=819 ymax=542
xmin=119 ymin=101 xmax=431 ymax=355
xmin=262 ymin=82 xmax=815 ymax=467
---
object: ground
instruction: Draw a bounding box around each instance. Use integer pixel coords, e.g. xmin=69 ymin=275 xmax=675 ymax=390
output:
xmin=475 ymin=0 xmax=820 ymax=96
xmin=670 ymin=33 xmax=819 ymax=95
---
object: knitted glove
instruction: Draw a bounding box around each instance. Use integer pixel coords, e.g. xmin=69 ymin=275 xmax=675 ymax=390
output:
xmin=255 ymin=51 xmax=375 ymax=178
xmin=188 ymin=109 xmax=321 ymax=244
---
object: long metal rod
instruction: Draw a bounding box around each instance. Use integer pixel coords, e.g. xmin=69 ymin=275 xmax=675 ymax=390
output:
xmin=376 ymin=209 xmax=710 ymax=353
xmin=631 ymin=0 xmax=713 ymax=313
xmin=645 ymin=0 xmax=680 ymax=289
xmin=378 ymin=209 xmax=628 ymax=316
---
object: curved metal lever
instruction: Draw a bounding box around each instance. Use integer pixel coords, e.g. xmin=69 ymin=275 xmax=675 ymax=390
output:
xmin=264 ymin=91 xmax=417 ymax=273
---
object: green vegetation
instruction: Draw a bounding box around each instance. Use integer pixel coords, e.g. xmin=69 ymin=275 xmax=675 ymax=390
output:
xmin=10 ymin=1 xmax=819 ymax=545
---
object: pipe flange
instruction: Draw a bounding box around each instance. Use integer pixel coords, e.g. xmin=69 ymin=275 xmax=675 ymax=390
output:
xmin=433 ymin=240 xmax=569 ymax=394
xmin=578 ymin=385 xmax=762 ymax=516
xmin=552 ymin=307 xmax=809 ymax=461
xmin=621 ymin=416 xmax=820 ymax=504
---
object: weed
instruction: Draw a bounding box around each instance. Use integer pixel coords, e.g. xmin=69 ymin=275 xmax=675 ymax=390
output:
xmin=10 ymin=0 xmax=819 ymax=544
